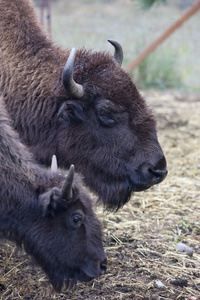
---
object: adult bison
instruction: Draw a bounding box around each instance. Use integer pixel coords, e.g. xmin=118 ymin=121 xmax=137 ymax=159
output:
xmin=0 ymin=99 xmax=106 ymax=292
xmin=0 ymin=0 xmax=167 ymax=210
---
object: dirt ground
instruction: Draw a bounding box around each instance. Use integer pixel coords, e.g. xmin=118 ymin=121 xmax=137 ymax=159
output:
xmin=0 ymin=89 xmax=199 ymax=299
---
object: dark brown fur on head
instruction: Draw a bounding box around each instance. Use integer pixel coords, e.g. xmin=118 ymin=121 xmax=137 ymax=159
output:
xmin=0 ymin=99 xmax=106 ymax=292
xmin=0 ymin=0 xmax=167 ymax=211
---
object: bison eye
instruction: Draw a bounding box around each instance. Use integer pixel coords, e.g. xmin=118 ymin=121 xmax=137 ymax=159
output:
xmin=73 ymin=214 xmax=82 ymax=224
xmin=98 ymin=114 xmax=116 ymax=128
xmin=70 ymin=211 xmax=85 ymax=228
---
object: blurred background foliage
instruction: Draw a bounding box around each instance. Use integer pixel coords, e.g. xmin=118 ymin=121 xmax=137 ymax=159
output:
xmin=131 ymin=0 xmax=167 ymax=10
xmin=34 ymin=0 xmax=199 ymax=91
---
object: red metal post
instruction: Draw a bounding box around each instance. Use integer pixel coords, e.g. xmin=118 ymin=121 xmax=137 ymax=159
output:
xmin=47 ymin=0 xmax=52 ymax=38
xmin=39 ymin=0 xmax=52 ymax=38
xmin=40 ymin=0 xmax=44 ymax=26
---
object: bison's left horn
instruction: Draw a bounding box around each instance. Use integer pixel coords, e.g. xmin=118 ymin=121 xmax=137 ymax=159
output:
xmin=61 ymin=164 xmax=75 ymax=200
xmin=108 ymin=39 xmax=123 ymax=67
xmin=62 ymin=48 xmax=84 ymax=98
xmin=51 ymin=155 xmax=58 ymax=172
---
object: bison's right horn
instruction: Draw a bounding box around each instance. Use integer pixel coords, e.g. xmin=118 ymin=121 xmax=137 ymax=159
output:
xmin=62 ymin=48 xmax=84 ymax=98
xmin=61 ymin=164 xmax=75 ymax=200
xmin=108 ymin=39 xmax=123 ymax=67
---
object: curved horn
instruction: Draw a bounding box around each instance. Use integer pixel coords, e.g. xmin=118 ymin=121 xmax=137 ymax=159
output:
xmin=62 ymin=48 xmax=84 ymax=98
xmin=51 ymin=155 xmax=58 ymax=172
xmin=61 ymin=164 xmax=75 ymax=200
xmin=108 ymin=39 xmax=123 ymax=67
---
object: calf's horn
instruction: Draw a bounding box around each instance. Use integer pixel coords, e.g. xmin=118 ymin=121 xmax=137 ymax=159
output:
xmin=62 ymin=48 xmax=84 ymax=98
xmin=108 ymin=39 xmax=123 ymax=67
xmin=51 ymin=155 xmax=58 ymax=172
xmin=62 ymin=164 xmax=75 ymax=200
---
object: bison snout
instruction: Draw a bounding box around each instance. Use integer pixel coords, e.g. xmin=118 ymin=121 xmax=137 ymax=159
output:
xmin=145 ymin=155 xmax=168 ymax=185
xmin=100 ymin=258 xmax=107 ymax=275
xmin=134 ymin=156 xmax=167 ymax=191
xmin=149 ymin=165 xmax=168 ymax=184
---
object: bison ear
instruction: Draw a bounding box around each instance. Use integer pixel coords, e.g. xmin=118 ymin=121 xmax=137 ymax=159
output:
xmin=40 ymin=165 xmax=75 ymax=217
xmin=58 ymin=102 xmax=86 ymax=123
xmin=39 ymin=187 xmax=64 ymax=217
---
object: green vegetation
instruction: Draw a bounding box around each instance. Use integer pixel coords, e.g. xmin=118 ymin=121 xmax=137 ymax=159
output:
xmin=132 ymin=0 xmax=167 ymax=10
xmin=179 ymin=219 xmax=191 ymax=233
xmin=132 ymin=46 xmax=183 ymax=90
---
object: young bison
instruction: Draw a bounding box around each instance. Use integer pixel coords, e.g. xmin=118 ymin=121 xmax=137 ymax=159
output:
xmin=0 ymin=0 xmax=167 ymax=211
xmin=0 ymin=99 xmax=107 ymax=292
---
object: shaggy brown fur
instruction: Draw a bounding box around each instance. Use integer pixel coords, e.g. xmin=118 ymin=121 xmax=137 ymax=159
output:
xmin=0 ymin=97 xmax=106 ymax=292
xmin=0 ymin=0 xmax=167 ymax=210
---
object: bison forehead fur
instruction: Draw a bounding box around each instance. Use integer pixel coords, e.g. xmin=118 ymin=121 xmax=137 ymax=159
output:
xmin=0 ymin=0 xmax=167 ymax=211
xmin=0 ymin=99 xmax=106 ymax=292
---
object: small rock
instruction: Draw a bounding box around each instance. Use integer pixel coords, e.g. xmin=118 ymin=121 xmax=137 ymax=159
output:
xmin=170 ymin=278 xmax=188 ymax=287
xmin=189 ymin=297 xmax=197 ymax=300
xmin=175 ymin=242 xmax=194 ymax=257
xmin=154 ymin=280 xmax=166 ymax=289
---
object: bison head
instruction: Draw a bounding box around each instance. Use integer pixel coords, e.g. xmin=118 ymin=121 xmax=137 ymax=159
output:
xmin=23 ymin=166 xmax=107 ymax=292
xmin=53 ymin=41 xmax=167 ymax=211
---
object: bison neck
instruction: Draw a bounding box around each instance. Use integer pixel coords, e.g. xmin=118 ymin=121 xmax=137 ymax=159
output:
xmin=0 ymin=0 xmax=65 ymax=159
xmin=0 ymin=0 xmax=62 ymax=92
xmin=0 ymin=0 xmax=54 ymax=61
xmin=0 ymin=198 xmax=41 ymax=247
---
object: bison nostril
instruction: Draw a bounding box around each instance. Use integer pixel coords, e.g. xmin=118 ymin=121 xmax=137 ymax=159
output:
xmin=100 ymin=258 xmax=107 ymax=275
xmin=149 ymin=167 xmax=168 ymax=183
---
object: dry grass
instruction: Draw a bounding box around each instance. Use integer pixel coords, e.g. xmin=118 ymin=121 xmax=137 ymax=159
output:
xmin=0 ymin=89 xmax=200 ymax=299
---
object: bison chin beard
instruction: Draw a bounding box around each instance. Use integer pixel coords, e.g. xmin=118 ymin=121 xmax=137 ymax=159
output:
xmin=49 ymin=268 xmax=96 ymax=293
xmin=87 ymin=176 xmax=133 ymax=212
xmin=48 ymin=270 xmax=77 ymax=293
